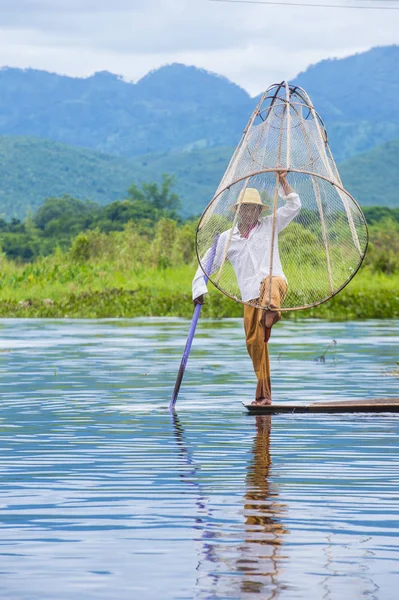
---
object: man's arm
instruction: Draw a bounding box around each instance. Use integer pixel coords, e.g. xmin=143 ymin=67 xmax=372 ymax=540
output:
xmin=275 ymin=171 xmax=301 ymax=233
xmin=192 ymin=233 xmax=226 ymax=304
xmin=192 ymin=260 xmax=208 ymax=304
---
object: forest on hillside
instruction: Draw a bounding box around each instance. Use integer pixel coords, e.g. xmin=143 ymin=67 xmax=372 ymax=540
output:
xmin=0 ymin=135 xmax=399 ymax=221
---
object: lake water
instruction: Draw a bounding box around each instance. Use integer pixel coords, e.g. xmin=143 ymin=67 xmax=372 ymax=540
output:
xmin=0 ymin=318 xmax=398 ymax=599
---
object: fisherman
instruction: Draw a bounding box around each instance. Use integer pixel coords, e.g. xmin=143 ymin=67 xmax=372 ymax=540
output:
xmin=192 ymin=171 xmax=301 ymax=406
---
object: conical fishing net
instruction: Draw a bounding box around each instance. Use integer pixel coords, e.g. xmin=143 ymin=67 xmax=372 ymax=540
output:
xmin=196 ymin=82 xmax=368 ymax=311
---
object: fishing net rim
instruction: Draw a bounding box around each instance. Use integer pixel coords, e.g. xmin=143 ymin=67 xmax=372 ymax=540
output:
xmin=198 ymin=167 xmax=368 ymax=230
xmin=195 ymin=168 xmax=369 ymax=312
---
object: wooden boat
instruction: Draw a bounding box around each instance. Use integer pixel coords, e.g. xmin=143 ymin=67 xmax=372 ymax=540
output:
xmin=244 ymin=398 xmax=399 ymax=414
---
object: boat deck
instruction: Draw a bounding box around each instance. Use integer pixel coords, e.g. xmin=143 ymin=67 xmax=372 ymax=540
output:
xmin=244 ymin=398 xmax=399 ymax=414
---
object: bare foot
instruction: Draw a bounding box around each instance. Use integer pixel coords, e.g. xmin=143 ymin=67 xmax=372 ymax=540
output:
xmin=265 ymin=311 xmax=281 ymax=329
xmin=263 ymin=311 xmax=281 ymax=342
xmin=251 ymin=397 xmax=272 ymax=406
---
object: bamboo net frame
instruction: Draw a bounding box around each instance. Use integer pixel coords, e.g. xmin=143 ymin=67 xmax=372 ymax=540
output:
xmin=196 ymin=82 xmax=368 ymax=312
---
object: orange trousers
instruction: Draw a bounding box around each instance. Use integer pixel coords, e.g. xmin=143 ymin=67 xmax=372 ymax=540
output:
xmin=243 ymin=276 xmax=288 ymax=401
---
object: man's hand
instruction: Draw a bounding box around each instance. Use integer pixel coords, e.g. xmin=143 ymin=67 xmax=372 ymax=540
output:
xmin=277 ymin=170 xmax=295 ymax=196
xmin=193 ymin=294 xmax=204 ymax=306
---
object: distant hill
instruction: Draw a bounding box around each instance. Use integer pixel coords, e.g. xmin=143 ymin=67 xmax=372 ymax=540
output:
xmin=292 ymin=45 xmax=399 ymax=160
xmin=0 ymin=136 xmax=234 ymax=219
xmin=293 ymin=46 xmax=399 ymax=124
xmin=0 ymin=64 xmax=249 ymax=157
xmin=0 ymin=136 xmax=138 ymax=218
xmin=0 ymin=135 xmax=397 ymax=220
xmin=339 ymin=138 xmax=399 ymax=206
xmin=138 ymin=139 xmax=399 ymax=211
xmin=0 ymin=45 xmax=398 ymax=163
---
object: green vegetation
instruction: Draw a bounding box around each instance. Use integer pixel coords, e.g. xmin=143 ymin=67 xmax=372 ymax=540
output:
xmin=339 ymin=139 xmax=399 ymax=206
xmin=0 ymin=136 xmax=140 ymax=219
xmin=0 ymin=257 xmax=397 ymax=320
xmin=0 ymin=182 xmax=397 ymax=320
xmin=0 ymin=135 xmax=232 ymax=219
xmin=0 ymin=174 xmax=182 ymax=260
xmin=2 ymin=135 xmax=399 ymax=221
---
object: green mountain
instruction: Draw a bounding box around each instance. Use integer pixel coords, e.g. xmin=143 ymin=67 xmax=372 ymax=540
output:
xmin=293 ymin=46 xmax=399 ymax=124
xmin=0 ymin=135 xmax=397 ymax=220
xmin=339 ymin=138 xmax=399 ymax=206
xmin=0 ymin=45 xmax=398 ymax=163
xmin=0 ymin=65 xmax=249 ymax=157
xmin=0 ymin=136 xmax=139 ymax=219
xmin=292 ymin=46 xmax=399 ymax=160
xmin=126 ymin=146 xmax=234 ymax=216
xmin=148 ymin=139 xmax=399 ymax=211
xmin=0 ymin=136 xmax=233 ymax=219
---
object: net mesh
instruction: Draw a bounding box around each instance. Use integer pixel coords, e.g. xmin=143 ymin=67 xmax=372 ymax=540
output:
xmin=196 ymin=83 xmax=368 ymax=311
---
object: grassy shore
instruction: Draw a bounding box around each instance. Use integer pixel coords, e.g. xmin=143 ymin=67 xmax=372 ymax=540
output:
xmin=0 ymin=257 xmax=397 ymax=319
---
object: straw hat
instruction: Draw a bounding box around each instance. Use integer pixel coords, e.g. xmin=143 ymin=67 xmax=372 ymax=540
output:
xmin=230 ymin=187 xmax=269 ymax=211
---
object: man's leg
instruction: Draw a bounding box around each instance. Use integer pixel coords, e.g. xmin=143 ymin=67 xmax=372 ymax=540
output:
xmin=259 ymin=276 xmax=288 ymax=342
xmin=244 ymin=304 xmax=272 ymax=405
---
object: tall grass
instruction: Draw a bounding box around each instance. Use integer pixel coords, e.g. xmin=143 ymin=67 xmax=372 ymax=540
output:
xmin=0 ymin=218 xmax=397 ymax=319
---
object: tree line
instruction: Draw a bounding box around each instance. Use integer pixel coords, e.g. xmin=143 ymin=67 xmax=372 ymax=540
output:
xmin=0 ymin=175 xmax=398 ymax=274
xmin=0 ymin=174 xmax=186 ymax=261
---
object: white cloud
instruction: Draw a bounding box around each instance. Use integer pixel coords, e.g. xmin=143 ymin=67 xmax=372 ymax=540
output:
xmin=0 ymin=0 xmax=397 ymax=94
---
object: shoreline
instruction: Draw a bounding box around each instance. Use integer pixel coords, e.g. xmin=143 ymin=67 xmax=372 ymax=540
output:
xmin=1 ymin=283 xmax=397 ymax=320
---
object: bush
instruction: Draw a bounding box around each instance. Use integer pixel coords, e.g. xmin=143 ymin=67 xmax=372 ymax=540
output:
xmin=69 ymin=232 xmax=91 ymax=263
xmin=365 ymin=218 xmax=399 ymax=274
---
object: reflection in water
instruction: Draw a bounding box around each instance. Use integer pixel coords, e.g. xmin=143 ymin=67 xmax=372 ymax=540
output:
xmin=172 ymin=413 xmax=220 ymax=595
xmin=238 ymin=416 xmax=288 ymax=598
xmin=172 ymin=414 xmax=288 ymax=599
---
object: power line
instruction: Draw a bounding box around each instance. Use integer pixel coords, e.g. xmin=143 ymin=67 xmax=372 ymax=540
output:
xmin=209 ymin=0 xmax=399 ymax=9
xmin=338 ymin=0 xmax=399 ymax=2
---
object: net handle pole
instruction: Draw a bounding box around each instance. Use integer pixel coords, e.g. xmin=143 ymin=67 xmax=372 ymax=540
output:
xmin=267 ymin=177 xmax=280 ymax=306
xmin=301 ymin=88 xmax=362 ymax=256
xmin=169 ymin=234 xmax=220 ymax=411
xmin=267 ymin=105 xmax=286 ymax=306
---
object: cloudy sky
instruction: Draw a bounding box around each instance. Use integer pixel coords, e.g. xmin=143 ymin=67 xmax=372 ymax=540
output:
xmin=0 ymin=0 xmax=398 ymax=94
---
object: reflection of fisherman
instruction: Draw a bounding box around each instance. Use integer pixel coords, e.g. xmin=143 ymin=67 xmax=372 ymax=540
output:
xmin=238 ymin=416 xmax=288 ymax=597
xmin=192 ymin=172 xmax=301 ymax=406
xmin=172 ymin=413 xmax=288 ymax=598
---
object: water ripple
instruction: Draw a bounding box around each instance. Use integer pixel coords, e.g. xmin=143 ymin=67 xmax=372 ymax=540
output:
xmin=0 ymin=319 xmax=398 ymax=599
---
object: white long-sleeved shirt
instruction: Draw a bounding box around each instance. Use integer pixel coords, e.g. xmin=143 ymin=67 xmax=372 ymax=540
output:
xmin=192 ymin=192 xmax=301 ymax=302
